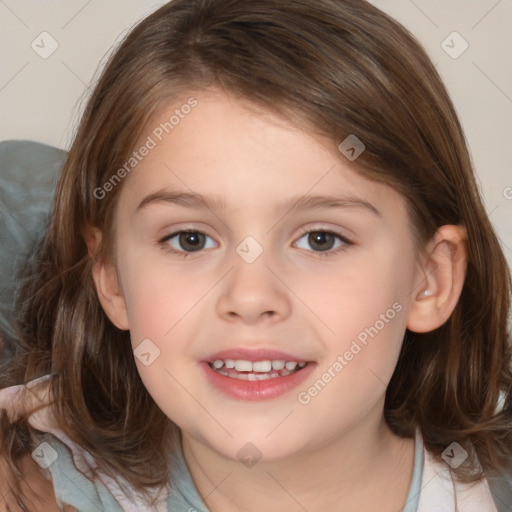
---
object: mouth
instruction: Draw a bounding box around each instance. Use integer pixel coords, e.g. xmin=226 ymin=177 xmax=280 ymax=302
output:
xmin=207 ymin=358 xmax=309 ymax=381
xmin=201 ymin=354 xmax=316 ymax=401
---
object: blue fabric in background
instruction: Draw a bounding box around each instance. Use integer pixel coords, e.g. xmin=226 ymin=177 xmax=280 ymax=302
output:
xmin=0 ymin=140 xmax=67 ymax=361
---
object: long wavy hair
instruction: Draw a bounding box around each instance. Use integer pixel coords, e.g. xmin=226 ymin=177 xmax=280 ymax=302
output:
xmin=1 ymin=0 xmax=511 ymax=505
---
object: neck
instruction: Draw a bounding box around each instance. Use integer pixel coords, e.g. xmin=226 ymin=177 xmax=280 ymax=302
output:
xmin=181 ymin=413 xmax=415 ymax=512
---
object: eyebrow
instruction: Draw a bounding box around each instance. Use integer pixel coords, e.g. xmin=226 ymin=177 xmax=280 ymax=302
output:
xmin=136 ymin=189 xmax=381 ymax=217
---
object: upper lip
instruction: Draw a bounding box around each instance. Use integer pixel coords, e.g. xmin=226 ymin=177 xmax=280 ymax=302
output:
xmin=204 ymin=347 xmax=311 ymax=363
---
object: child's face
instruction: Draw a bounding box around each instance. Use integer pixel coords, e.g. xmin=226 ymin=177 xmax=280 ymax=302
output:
xmin=106 ymin=90 xmax=423 ymax=461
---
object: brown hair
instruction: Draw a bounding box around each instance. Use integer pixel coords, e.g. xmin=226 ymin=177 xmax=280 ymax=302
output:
xmin=1 ymin=0 xmax=511 ymax=505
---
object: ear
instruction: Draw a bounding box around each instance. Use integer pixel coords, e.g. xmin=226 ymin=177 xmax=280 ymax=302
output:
xmin=406 ymin=225 xmax=468 ymax=333
xmin=84 ymin=226 xmax=130 ymax=331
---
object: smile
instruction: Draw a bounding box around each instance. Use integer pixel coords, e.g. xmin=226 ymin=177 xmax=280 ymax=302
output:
xmin=202 ymin=359 xmax=315 ymax=400
xmin=208 ymin=359 xmax=307 ymax=380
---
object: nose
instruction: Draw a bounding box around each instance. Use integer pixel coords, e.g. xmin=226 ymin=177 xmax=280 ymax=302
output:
xmin=216 ymin=255 xmax=292 ymax=325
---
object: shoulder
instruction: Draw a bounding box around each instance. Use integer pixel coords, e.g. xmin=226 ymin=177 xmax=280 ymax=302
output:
xmin=0 ymin=377 xmax=75 ymax=510
xmin=418 ymin=446 xmax=503 ymax=512
xmin=0 ymin=374 xmax=53 ymax=423
xmin=0 ymin=453 xmax=69 ymax=512
xmin=485 ymin=458 xmax=512 ymax=512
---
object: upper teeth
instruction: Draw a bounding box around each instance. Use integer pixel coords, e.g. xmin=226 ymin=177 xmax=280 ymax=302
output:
xmin=212 ymin=359 xmax=307 ymax=372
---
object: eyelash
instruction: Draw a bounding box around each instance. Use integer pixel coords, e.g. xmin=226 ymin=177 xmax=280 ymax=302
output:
xmin=158 ymin=227 xmax=353 ymax=259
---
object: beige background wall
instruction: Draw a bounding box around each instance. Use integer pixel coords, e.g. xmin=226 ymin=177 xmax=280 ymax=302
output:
xmin=0 ymin=0 xmax=511 ymax=268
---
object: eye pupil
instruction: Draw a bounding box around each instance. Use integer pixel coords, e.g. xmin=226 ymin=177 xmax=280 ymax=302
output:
xmin=180 ymin=231 xmax=204 ymax=251
xmin=166 ymin=229 xmax=345 ymax=256
xmin=309 ymin=231 xmax=334 ymax=251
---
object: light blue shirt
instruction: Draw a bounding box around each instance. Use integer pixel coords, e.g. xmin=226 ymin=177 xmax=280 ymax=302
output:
xmin=44 ymin=430 xmax=424 ymax=512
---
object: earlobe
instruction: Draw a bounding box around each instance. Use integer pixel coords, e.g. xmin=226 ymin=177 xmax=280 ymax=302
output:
xmin=406 ymin=225 xmax=468 ymax=333
xmin=84 ymin=227 xmax=130 ymax=331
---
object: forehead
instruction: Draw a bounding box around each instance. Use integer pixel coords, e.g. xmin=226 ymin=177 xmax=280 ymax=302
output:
xmin=117 ymin=90 xmax=405 ymax=222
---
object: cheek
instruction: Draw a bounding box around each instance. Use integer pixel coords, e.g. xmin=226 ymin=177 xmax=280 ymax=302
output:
xmin=296 ymin=293 xmax=408 ymax=441
xmin=304 ymin=243 xmax=415 ymax=403
xmin=116 ymin=251 xmax=204 ymax=419
xmin=115 ymin=247 xmax=213 ymax=400
xmin=117 ymin=245 xmax=209 ymax=342
xmin=297 ymin=243 xmax=414 ymax=343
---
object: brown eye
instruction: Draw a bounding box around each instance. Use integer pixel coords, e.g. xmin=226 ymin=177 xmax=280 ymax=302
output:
xmin=161 ymin=230 xmax=216 ymax=254
xmin=307 ymin=231 xmax=336 ymax=252
xmin=177 ymin=231 xmax=205 ymax=252
xmin=294 ymin=229 xmax=352 ymax=257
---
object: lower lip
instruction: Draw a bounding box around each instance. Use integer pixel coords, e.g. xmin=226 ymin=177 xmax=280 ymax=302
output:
xmin=200 ymin=361 xmax=316 ymax=401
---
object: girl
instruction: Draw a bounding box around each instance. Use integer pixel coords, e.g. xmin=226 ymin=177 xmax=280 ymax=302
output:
xmin=1 ymin=0 xmax=511 ymax=510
